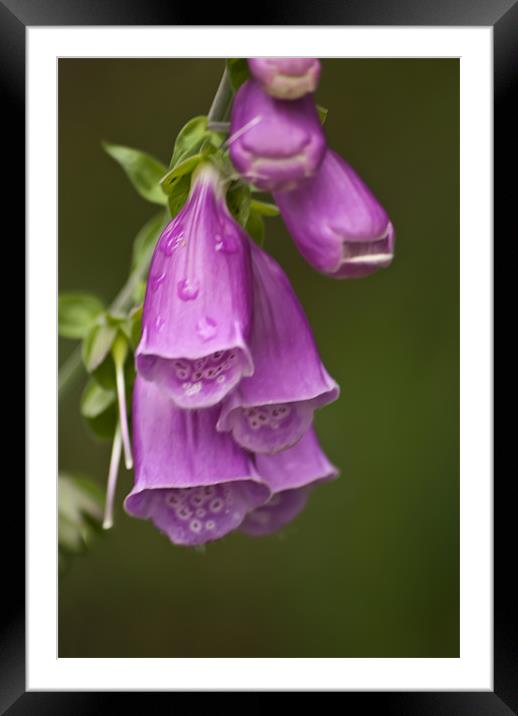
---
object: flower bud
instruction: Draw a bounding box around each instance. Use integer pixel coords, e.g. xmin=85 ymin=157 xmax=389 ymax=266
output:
xmin=248 ymin=57 xmax=321 ymax=100
xmin=274 ymin=150 xmax=395 ymax=278
xmin=229 ymin=79 xmax=326 ymax=192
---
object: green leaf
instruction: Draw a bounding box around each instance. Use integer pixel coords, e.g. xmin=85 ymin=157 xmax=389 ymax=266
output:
xmin=132 ymin=280 xmax=146 ymax=305
xmin=129 ymin=305 xmax=143 ymax=350
xmin=58 ymin=293 xmax=104 ymax=339
xmin=170 ymin=116 xmax=209 ymax=168
xmin=86 ymin=358 xmax=134 ymax=440
xmin=250 ymin=199 xmax=280 ymax=217
xmin=227 ymin=181 xmax=251 ymax=227
xmin=80 ymin=379 xmax=116 ymax=418
xmin=80 ymin=379 xmax=118 ymax=441
xmin=167 ymin=173 xmax=191 ymax=217
xmin=317 ymin=105 xmax=328 ymax=125
xmin=160 ymin=153 xmax=205 ymax=195
xmin=59 ymin=473 xmax=103 ymax=556
xmin=90 ymin=330 xmax=134 ymax=393
xmin=245 ymin=210 xmax=265 ymax=245
xmin=169 ymin=117 xmax=224 ymax=170
xmin=131 ymin=211 xmax=168 ymax=273
xmin=82 ymin=320 xmax=117 ymax=373
xmin=103 ymin=142 xmax=168 ymax=205
xmin=106 ymin=311 xmax=133 ymax=341
xmin=91 ymin=355 xmax=116 ymax=391
xmin=84 ymin=400 xmax=118 ymax=441
xmin=227 ymin=58 xmax=250 ymax=93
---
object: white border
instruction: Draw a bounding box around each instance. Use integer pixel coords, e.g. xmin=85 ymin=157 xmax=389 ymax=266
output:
xmin=27 ymin=27 xmax=492 ymax=691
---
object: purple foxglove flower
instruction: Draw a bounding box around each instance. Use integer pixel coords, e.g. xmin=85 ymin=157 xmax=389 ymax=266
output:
xmin=229 ymin=79 xmax=326 ymax=192
xmin=136 ymin=163 xmax=254 ymax=408
xmin=125 ymin=376 xmax=270 ymax=546
xmin=248 ymin=57 xmax=321 ymax=100
xmin=217 ymin=241 xmax=339 ymax=454
xmin=274 ymin=149 xmax=395 ymax=278
xmin=241 ymin=428 xmax=337 ymax=536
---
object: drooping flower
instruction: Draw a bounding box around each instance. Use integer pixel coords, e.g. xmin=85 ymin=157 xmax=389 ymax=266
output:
xmin=217 ymin=240 xmax=338 ymax=454
xmin=248 ymin=58 xmax=321 ymax=100
xmin=274 ymin=149 xmax=395 ymax=278
xmin=125 ymin=376 xmax=270 ymax=546
xmin=241 ymin=428 xmax=338 ymax=536
xmin=229 ymin=79 xmax=326 ymax=192
xmin=136 ymin=163 xmax=254 ymax=408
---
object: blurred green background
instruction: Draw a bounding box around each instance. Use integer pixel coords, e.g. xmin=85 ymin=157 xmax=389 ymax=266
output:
xmin=58 ymin=59 xmax=459 ymax=657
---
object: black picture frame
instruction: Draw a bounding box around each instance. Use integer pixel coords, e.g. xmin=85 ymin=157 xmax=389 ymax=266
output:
xmin=8 ymin=0 xmax=509 ymax=711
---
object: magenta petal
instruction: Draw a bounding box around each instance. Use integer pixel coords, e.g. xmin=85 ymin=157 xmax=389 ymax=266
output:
xmin=217 ymin=241 xmax=338 ymax=454
xmin=125 ymin=377 xmax=270 ymax=546
xmin=241 ymin=428 xmax=338 ymax=536
xmin=274 ymin=150 xmax=395 ymax=278
xmin=240 ymin=487 xmax=312 ymax=537
xmin=248 ymin=58 xmax=321 ymax=100
xmin=229 ymin=79 xmax=326 ymax=192
xmin=135 ymin=164 xmax=254 ymax=408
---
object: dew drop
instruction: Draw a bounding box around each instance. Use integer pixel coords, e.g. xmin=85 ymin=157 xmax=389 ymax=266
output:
xmin=150 ymin=272 xmax=166 ymax=291
xmin=155 ymin=315 xmax=166 ymax=333
xmin=177 ymin=278 xmax=200 ymax=301
xmin=162 ymin=230 xmax=185 ymax=256
xmin=215 ymin=232 xmax=238 ymax=254
xmin=196 ymin=316 xmax=218 ymax=341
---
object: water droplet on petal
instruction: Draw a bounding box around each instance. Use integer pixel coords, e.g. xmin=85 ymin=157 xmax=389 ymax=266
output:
xmin=155 ymin=315 xmax=166 ymax=332
xmin=177 ymin=278 xmax=200 ymax=301
xmin=150 ymin=272 xmax=166 ymax=291
xmin=162 ymin=229 xmax=186 ymax=256
xmin=215 ymin=232 xmax=238 ymax=254
xmin=196 ymin=316 xmax=217 ymax=341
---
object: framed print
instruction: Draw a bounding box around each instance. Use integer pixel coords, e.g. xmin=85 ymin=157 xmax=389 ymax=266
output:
xmin=7 ymin=0 xmax=511 ymax=710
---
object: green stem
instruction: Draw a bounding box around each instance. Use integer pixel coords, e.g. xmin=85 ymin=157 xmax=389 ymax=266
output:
xmin=58 ymin=63 xmax=233 ymax=402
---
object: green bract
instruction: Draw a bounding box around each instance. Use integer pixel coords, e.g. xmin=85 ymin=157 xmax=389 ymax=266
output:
xmin=58 ymin=293 xmax=104 ymax=339
xmin=102 ymin=142 xmax=168 ymax=205
xmin=317 ymin=105 xmax=329 ymax=125
xmin=245 ymin=209 xmax=265 ymax=245
xmin=162 ymin=116 xmax=225 ymax=217
xmin=131 ymin=210 xmax=168 ymax=273
xmin=80 ymin=379 xmax=118 ymax=440
xmin=227 ymin=58 xmax=249 ymax=92
xmin=82 ymin=320 xmax=118 ymax=373
xmin=58 ymin=473 xmax=103 ymax=558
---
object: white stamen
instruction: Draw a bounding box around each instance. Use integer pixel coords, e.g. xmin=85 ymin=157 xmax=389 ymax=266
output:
xmin=103 ymin=423 xmax=122 ymax=530
xmin=115 ymin=357 xmax=133 ymax=470
xmin=225 ymin=115 xmax=262 ymax=147
xmin=346 ymin=253 xmax=393 ymax=264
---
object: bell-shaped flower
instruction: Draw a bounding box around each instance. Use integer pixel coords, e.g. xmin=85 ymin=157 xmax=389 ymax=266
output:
xmin=274 ymin=149 xmax=395 ymax=278
xmin=248 ymin=57 xmax=321 ymax=100
xmin=136 ymin=163 xmax=254 ymax=408
xmin=125 ymin=376 xmax=270 ymax=546
xmin=241 ymin=428 xmax=337 ymax=536
xmin=229 ymin=79 xmax=326 ymax=192
xmin=217 ymin=241 xmax=338 ymax=454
